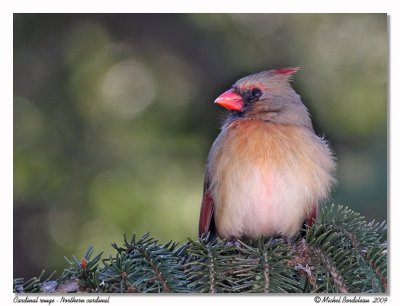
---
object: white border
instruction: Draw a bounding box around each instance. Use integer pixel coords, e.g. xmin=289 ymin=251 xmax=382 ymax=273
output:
xmin=0 ymin=0 xmax=394 ymax=13
xmin=2 ymin=1 xmax=398 ymax=305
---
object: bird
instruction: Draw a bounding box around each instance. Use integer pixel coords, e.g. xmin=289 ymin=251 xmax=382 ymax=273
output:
xmin=198 ymin=67 xmax=336 ymax=240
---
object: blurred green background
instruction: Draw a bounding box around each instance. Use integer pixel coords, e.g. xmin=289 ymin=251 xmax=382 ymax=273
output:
xmin=13 ymin=14 xmax=387 ymax=278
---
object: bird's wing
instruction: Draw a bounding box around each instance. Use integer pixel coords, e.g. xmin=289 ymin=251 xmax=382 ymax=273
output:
xmin=305 ymin=205 xmax=318 ymax=227
xmin=198 ymin=171 xmax=216 ymax=238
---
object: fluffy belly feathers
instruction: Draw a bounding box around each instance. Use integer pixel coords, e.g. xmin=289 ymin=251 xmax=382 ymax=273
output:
xmin=208 ymin=120 xmax=335 ymax=238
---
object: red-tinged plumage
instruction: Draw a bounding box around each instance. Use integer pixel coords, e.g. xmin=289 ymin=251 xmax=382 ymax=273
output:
xmin=199 ymin=68 xmax=336 ymax=239
xmin=305 ymin=206 xmax=317 ymax=228
xmin=198 ymin=178 xmax=214 ymax=236
xmin=271 ymin=67 xmax=300 ymax=75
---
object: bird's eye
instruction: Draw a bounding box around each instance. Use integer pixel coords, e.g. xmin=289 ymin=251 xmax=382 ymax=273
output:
xmin=251 ymin=88 xmax=262 ymax=98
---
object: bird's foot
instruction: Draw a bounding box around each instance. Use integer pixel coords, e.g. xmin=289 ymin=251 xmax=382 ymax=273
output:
xmin=282 ymin=236 xmax=294 ymax=245
xmin=225 ymin=237 xmax=241 ymax=249
xmin=269 ymin=236 xmax=294 ymax=246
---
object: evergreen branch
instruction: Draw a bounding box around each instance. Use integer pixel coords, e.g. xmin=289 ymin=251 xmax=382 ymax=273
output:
xmin=310 ymin=243 xmax=348 ymax=293
xmin=318 ymin=204 xmax=388 ymax=292
xmin=13 ymin=204 xmax=387 ymax=294
xmin=302 ymin=222 xmax=363 ymax=293
xmin=261 ymin=247 xmax=270 ymax=293
xmin=104 ymin=233 xmax=188 ymax=293
xmin=206 ymin=243 xmax=217 ymax=293
xmin=185 ymin=237 xmax=221 ymax=293
xmin=142 ymin=247 xmax=171 ymax=293
xmin=238 ymin=238 xmax=302 ymax=293
xmin=58 ymin=246 xmax=103 ymax=293
xmin=366 ymin=246 xmax=387 ymax=291
xmin=13 ymin=270 xmax=53 ymax=293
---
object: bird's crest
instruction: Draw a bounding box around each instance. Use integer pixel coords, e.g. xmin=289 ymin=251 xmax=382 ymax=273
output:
xmin=271 ymin=67 xmax=301 ymax=76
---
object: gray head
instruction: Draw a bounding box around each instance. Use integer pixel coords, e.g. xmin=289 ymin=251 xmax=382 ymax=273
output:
xmin=214 ymin=67 xmax=313 ymax=129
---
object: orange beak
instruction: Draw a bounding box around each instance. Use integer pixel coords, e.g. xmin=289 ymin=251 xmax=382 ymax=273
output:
xmin=214 ymin=89 xmax=244 ymax=111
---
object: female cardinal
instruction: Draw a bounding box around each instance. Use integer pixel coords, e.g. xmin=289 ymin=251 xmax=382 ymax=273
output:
xmin=199 ymin=67 xmax=336 ymax=239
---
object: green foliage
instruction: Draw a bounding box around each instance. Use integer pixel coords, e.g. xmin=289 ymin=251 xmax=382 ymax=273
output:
xmin=186 ymin=237 xmax=301 ymax=293
xmin=58 ymin=246 xmax=103 ymax=292
xmin=14 ymin=204 xmax=387 ymax=294
xmin=13 ymin=270 xmax=56 ymax=293
xmin=100 ymin=234 xmax=189 ymax=293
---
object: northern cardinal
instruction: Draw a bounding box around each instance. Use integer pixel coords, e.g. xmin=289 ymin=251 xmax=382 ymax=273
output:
xmin=199 ymin=67 xmax=336 ymax=239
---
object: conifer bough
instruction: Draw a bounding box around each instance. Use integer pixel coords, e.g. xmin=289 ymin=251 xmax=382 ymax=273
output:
xmin=13 ymin=204 xmax=387 ymax=293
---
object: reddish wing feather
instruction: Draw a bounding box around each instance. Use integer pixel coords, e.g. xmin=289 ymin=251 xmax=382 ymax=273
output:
xmin=305 ymin=205 xmax=317 ymax=227
xmin=198 ymin=174 xmax=215 ymax=237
